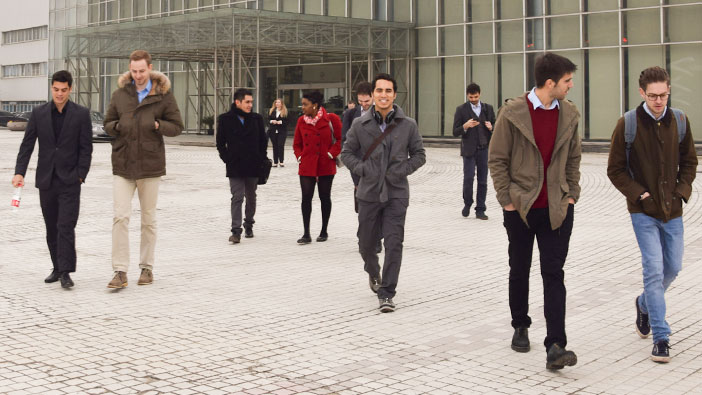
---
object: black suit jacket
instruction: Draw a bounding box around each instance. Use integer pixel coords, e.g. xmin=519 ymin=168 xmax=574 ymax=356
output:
xmin=342 ymin=106 xmax=363 ymax=144
xmin=216 ymin=104 xmax=268 ymax=178
xmin=14 ymin=101 xmax=93 ymax=190
xmin=452 ymin=101 xmax=496 ymax=157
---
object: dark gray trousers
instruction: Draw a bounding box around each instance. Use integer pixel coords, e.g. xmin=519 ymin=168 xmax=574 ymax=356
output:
xmin=229 ymin=177 xmax=258 ymax=235
xmin=357 ymin=198 xmax=408 ymax=299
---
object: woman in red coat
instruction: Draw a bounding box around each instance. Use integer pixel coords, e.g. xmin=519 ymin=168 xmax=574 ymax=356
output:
xmin=293 ymin=91 xmax=342 ymax=244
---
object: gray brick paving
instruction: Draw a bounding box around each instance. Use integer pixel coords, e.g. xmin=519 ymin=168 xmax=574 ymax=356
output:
xmin=1 ymin=130 xmax=701 ymax=394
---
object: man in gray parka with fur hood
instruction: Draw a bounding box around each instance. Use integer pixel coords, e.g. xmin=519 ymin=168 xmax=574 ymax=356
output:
xmin=104 ymin=50 xmax=183 ymax=289
xmin=341 ymin=73 xmax=426 ymax=313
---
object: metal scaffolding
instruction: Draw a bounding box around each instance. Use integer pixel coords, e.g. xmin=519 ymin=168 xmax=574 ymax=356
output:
xmin=62 ymin=7 xmax=412 ymax=132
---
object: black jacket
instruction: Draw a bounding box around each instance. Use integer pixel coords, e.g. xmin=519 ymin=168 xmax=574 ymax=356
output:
xmin=216 ymin=105 xmax=268 ymax=178
xmin=452 ymin=101 xmax=496 ymax=156
xmin=15 ymin=101 xmax=93 ymax=190
xmin=267 ymin=110 xmax=289 ymax=136
xmin=342 ymin=106 xmax=362 ymax=144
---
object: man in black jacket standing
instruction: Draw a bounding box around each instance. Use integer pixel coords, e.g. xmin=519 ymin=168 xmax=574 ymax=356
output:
xmin=452 ymin=83 xmax=496 ymax=220
xmin=12 ymin=70 xmax=93 ymax=289
xmin=216 ymin=88 xmax=268 ymax=244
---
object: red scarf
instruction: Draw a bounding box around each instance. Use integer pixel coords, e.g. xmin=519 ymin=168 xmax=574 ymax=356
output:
xmin=303 ymin=107 xmax=326 ymax=126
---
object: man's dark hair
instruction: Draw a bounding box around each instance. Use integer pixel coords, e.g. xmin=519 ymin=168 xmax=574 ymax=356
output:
xmin=302 ymin=91 xmax=324 ymax=106
xmin=534 ymin=52 xmax=577 ymax=88
xmin=639 ymin=66 xmax=670 ymax=91
xmin=51 ymin=70 xmax=73 ymax=87
xmin=372 ymin=73 xmax=397 ymax=93
xmin=466 ymin=83 xmax=481 ymax=95
xmin=356 ymin=81 xmax=372 ymax=96
xmin=233 ymin=88 xmax=253 ymax=103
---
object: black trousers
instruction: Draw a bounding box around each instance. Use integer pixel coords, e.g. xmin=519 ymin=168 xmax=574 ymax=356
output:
xmin=503 ymin=205 xmax=574 ymax=349
xmin=269 ymin=131 xmax=286 ymax=164
xmin=462 ymin=147 xmax=488 ymax=213
xmin=358 ymin=198 xmax=408 ymax=299
xmin=39 ymin=179 xmax=82 ymax=273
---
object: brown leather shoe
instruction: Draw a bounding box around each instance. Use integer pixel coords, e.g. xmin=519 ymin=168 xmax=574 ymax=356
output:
xmin=107 ymin=271 xmax=128 ymax=289
xmin=229 ymin=234 xmax=241 ymax=244
xmin=138 ymin=268 xmax=153 ymax=285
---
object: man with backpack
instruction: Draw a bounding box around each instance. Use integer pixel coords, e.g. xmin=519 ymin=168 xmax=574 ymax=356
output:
xmin=607 ymin=66 xmax=697 ymax=363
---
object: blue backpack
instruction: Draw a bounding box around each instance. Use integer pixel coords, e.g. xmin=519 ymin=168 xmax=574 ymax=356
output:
xmin=624 ymin=108 xmax=687 ymax=177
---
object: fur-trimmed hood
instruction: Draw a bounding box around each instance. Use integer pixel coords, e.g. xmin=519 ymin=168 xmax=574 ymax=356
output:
xmin=117 ymin=70 xmax=171 ymax=94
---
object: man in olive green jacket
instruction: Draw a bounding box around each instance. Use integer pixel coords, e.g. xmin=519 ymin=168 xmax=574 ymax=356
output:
xmin=488 ymin=53 xmax=581 ymax=370
xmin=103 ymin=50 xmax=184 ymax=289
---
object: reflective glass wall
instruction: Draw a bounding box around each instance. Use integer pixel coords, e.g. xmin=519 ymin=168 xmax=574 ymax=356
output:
xmin=414 ymin=0 xmax=702 ymax=139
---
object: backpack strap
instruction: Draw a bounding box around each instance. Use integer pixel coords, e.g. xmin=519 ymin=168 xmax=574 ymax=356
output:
xmin=624 ymin=109 xmax=637 ymax=178
xmin=670 ymin=107 xmax=686 ymax=144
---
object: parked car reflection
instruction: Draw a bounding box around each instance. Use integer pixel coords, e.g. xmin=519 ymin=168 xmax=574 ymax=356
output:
xmin=91 ymin=111 xmax=114 ymax=142
xmin=0 ymin=110 xmax=27 ymax=127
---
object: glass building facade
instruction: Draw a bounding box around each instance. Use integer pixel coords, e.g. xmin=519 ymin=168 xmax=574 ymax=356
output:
xmin=50 ymin=0 xmax=702 ymax=139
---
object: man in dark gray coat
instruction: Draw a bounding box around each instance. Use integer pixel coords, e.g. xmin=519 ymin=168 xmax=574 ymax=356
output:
xmin=340 ymin=73 xmax=426 ymax=313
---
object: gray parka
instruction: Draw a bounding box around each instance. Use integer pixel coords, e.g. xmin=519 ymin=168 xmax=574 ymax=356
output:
xmin=340 ymin=106 xmax=426 ymax=203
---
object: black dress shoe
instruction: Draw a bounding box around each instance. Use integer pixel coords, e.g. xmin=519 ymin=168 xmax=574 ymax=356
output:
xmin=297 ymin=235 xmax=312 ymax=244
xmin=546 ymin=344 xmax=577 ymax=370
xmin=60 ymin=273 xmax=74 ymax=289
xmin=316 ymin=233 xmax=328 ymax=242
xmin=244 ymin=226 xmax=254 ymax=238
xmin=461 ymin=205 xmax=470 ymax=217
xmin=45 ymin=270 xmax=60 ymax=283
xmin=476 ymin=212 xmax=489 ymax=220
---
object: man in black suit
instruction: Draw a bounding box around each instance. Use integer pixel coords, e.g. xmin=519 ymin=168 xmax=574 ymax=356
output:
xmin=12 ymin=70 xmax=93 ymax=289
xmin=341 ymin=81 xmax=373 ymax=212
xmin=452 ymin=83 xmax=496 ymax=220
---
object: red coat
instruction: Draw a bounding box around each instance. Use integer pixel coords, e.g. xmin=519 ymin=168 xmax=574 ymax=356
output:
xmin=293 ymin=109 xmax=342 ymax=177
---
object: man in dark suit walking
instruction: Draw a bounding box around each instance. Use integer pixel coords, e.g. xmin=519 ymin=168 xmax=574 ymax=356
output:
xmin=452 ymin=83 xmax=496 ymax=220
xmin=12 ymin=70 xmax=93 ymax=289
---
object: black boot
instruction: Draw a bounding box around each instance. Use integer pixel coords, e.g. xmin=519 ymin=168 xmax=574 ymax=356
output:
xmin=60 ymin=273 xmax=74 ymax=289
xmin=511 ymin=327 xmax=530 ymax=352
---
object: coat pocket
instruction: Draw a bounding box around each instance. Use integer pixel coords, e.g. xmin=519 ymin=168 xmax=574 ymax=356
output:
xmin=111 ymin=139 xmax=127 ymax=172
xmin=640 ymin=197 xmax=657 ymax=217
xmin=141 ymin=141 xmax=165 ymax=172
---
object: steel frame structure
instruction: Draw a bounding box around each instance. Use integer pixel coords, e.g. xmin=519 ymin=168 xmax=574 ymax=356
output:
xmin=62 ymin=7 xmax=412 ymax=132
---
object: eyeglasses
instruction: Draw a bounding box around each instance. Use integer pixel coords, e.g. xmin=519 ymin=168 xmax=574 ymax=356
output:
xmin=645 ymin=92 xmax=669 ymax=101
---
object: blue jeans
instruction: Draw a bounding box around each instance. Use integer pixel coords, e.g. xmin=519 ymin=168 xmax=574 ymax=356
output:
xmin=631 ymin=213 xmax=683 ymax=343
xmin=462 ymin=148 xmax=488 ymax=213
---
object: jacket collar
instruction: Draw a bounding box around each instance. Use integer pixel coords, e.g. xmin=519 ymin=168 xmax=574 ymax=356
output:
xmin=117 ymin=70 xmax=171 ymax=95
xmin=636 ymin=101 xmax=672 ymax=127
xmin=501 ymin=94 xmax=579 ymax=151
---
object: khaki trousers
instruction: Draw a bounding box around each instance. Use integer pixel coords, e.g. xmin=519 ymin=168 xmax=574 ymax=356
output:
xmin=112 ymin=175 xmax=160 ymax=272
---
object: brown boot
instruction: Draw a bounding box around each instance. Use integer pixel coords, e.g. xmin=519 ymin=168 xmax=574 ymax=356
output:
xmin=107 ymin=271 xmax=128 ymax=289
xmin=138 ymin=268 xmax=153 ymax=285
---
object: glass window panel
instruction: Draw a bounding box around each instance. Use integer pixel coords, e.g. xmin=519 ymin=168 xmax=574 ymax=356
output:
xmin=120 ymin=0 xmax=132 ymax=18
xmin=584 ymin=12 xmax=618 ymax=47
xmin=391 ymin=0 xmax=411 ymax=22
xmin=670 ymin=44 xmax=702 ymax=139
xmin=416 ymin=58 xmax=441 ymax=136
xmin=547 ymin=0 xmax=579 ymax=15
xmin=304 ymin=0 xmax=321 ymax=14
xmin=466 ymin=0 xmax=492 ymax=22
xmin=351 ymin=0 xmax=372 ymax=19
xmin=548 ymin=15 xmax=580 ymax=49
xmin=466 ymin=55 xmax=497 ymax=107
xmin=467 ymin=23 xmax=493 ymax=54
xmin=441 ymin=25 xmax=464 ymax=56
xmin=551 ymin=50 xmax=584 ymax=135
xmin=282 ymin=0 xmax=298 ymax=13
xmin=583 ymin=0 xmax=618 ymax=11
xmin=442 ymin=0 xmax=463 ymax=24
xmin=666 ymin=5 xmax=702 ymax=42
xmin=499 ymin=54 xmax=524 ymax=104
xmin=444 ymin=57 xmax=465 ymax=134
xmin=497 ymin=0 xmax=522 ymax=19
xmin=417 ymin=28 xmax=437 ymax=57
xmin=261 ymin=0 xmax=277 ymax=11
xmin=623 ymin=9 xmax=661 ymax=45
xmin=526 ymin=0 xmax=544 ymax=17
xmin=417 ymin=0 xmax=436 ymax=26
xmin=625 ymin=46 xmax=664 ymax=110
xmin=134 ymin=0 xmax=145 ymax=17
xmin=625 ymin=0 xmax=659 ymax=7
xmin=496 ymin=20 xmax=522 ymax=52
xmin=586 ymin=48 xmax=621 ymax=139
xmin=169 ymin=0 xmax=183 ymax=12
xmin=526 ymin=18 xmax=544 ymax=50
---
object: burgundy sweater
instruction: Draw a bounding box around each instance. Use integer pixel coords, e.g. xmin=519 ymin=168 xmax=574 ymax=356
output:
xmin=527 ymin=99 xmax=559 ymax=209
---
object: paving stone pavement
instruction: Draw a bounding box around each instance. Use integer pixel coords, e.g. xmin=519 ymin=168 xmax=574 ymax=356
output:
xmin=1 ymin=130 xmax=701 ymax=395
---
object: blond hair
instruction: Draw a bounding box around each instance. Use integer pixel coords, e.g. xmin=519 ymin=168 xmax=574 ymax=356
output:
xmin=268 ymin=98 xmax=288 ymax=118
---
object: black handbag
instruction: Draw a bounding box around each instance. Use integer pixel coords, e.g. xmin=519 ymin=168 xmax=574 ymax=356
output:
xmin=258 ymin=157 xmax=273 ymax=185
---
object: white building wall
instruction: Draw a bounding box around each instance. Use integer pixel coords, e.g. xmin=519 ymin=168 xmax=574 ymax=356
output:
xmin=0 ymin=0 xmax=50 ymax=107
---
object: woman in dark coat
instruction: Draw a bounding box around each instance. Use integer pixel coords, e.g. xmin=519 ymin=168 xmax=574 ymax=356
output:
xmin=267 ymin=98 xmax=288 ymax=167
xmin=292 ymin=91 xmax=342 ymax=244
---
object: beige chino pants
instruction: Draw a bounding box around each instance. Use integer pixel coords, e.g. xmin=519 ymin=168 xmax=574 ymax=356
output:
xmin=112 ymin=175 xmax=160 ymax=272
